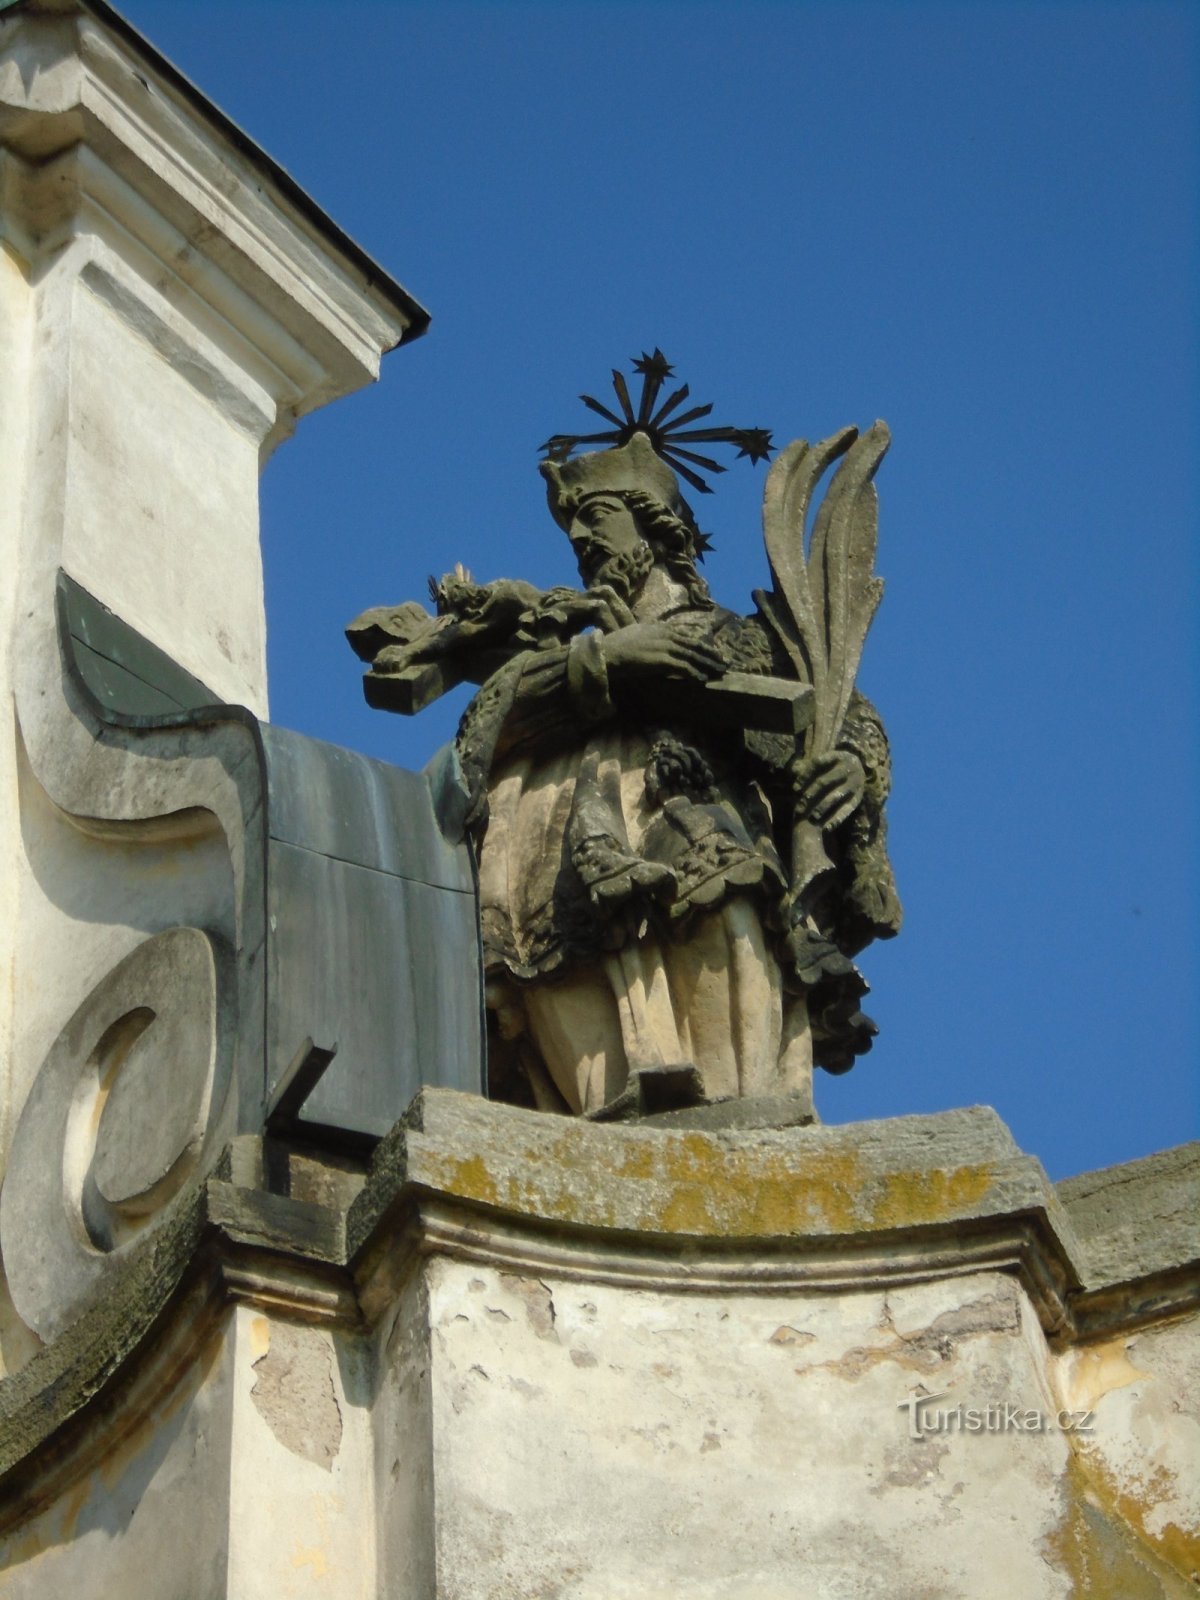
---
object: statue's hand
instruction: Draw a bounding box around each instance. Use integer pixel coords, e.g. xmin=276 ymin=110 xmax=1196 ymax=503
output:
xmin=600 ymin=620 xmax=725 ymax=683
xmin=791 ymin=750 xmax=866 ymax=831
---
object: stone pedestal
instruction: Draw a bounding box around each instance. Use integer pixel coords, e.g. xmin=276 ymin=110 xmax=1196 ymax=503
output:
xmin=1 ymin=1092 xmax=1196 ymax=1596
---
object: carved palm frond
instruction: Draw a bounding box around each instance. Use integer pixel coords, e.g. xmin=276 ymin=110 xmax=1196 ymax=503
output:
xmin=756 ymin=422 xmax=890 ymax=750
xmin=807 ymin=422 xmax=889 ymax=746
xmin=758 ymin=427 xmax=857 ymax=693
xmin=755 ymin=420 xmax=891 ymax=906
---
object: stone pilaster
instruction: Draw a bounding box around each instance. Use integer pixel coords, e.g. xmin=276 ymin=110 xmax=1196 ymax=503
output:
xmin=0 ymin=0 xmax=427 ymax=1256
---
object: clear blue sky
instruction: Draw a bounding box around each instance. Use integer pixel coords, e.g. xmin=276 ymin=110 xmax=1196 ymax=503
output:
xmin=127 ymin=0 xmax=1196 ymax=1180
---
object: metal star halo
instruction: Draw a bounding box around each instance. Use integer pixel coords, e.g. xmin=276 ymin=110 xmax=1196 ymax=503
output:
xmin=540 ymin=349 xmax=774 ymax=495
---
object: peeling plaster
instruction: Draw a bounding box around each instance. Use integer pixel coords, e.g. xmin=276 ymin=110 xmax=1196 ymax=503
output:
xmin=250 ymin=1322 xmax=343 ymax=1473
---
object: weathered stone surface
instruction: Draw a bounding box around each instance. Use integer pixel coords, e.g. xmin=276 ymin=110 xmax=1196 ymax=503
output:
xmin=0 ymin=1091 xmax=1195 ymax=1595
xmin=250 ymin=1320 xmax=344 ymax=1473
xmin=1053 ymin=1313 xmax=1200 ymax=1590
xmin=352 ymin=1100 xmax=1198 ymax=1597
xmin=394 ymin=1260 xmax=1134 ymax=1599
xmin=227 ymin=1305 xmax=374 ymax=1597
xmin=1058 ymin=1141 xmax=1200 ymax=1289
xmin=0 ymin=1312 xmax=236 ymax=1600
xmin=350 ymin=1090 xmax=1082 ymax=1274
xmin=0 ymin=927 xmax=230 ymax=1343
xmin=639 ymin=1090 xmax=816 ymax=1131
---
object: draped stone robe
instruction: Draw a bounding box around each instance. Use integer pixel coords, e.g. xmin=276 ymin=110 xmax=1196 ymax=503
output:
xmin=456 ymin=594 xmax=899 ymax=1116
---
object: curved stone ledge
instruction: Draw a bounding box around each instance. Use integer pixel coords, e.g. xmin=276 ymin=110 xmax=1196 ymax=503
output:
xmin=354 ymin=1094 xmax=1048 ymax=1244
xmin=347 ymin=1092 xmax=1084 ymax=1314
xmin=1 ymin=1091 xmax=1196 ymax=1564
xmin=0 ymin=1190 xmax=208 ymax=1506
xmin=0 ymin=1188 xmax=354 ymax=1532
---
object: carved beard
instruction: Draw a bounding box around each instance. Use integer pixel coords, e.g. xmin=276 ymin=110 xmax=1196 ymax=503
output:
xmin=586 ymin=538 xmax=654 ymax=600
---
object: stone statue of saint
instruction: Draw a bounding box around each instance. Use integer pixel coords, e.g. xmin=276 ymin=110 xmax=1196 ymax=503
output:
xmin=349 ymin=356 xmax=900 ymax=1119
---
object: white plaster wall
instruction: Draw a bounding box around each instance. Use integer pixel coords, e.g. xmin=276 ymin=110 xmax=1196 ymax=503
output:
xmin=0 ymin=1317 xmax=236 ymax=1600
xmin=0 ymin=206 xmax=271 ymax=1374
xmin=59 ymin=272 xmax=267 ymax=713
xmin=392 ymin=1259 xmax=1080 ymax=1600
xmin=225 ymin=1306 xmax=377 ymax=1600
xmin=0 ymin=1203 xmax=1194 ymax=1595
xmin=372 ymin=1274 xmax=437 ymax=1598
xmin=0 ymin=240 xmax=32 ymax=1157
xmin=1053 ymin=1315 xmax=1200 ymax=1579
xmin=0 ymin=1302 xmax=382 ymax=1599
xmin=0 ymin=232 xmax=263 ymax=1215
xmin=0 ymin=0 xmax=419 ymax=1268
xmin=4 ymin=737 xmax=236 ymax=1154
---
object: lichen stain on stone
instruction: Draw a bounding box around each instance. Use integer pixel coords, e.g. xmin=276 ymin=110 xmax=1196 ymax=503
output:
xmin=652 ymin=1140 xmax=990 ymax=1236
xmin=610 ymin=1140 xmax=658 ymax=1184
xmin=434 ymin=1153 xmax=501 ymax=1207
xmin=1042 ymin=1450 xmax=1198 ymax=1598
xmin=1068 ymin=1444 xmax=1199 ymax=1590
xmin=292 ymin=1540 xmax=330 ymax=1580
xmin=251 ymin=1323 xmax=343 ymax=1472
xmin=876 ymin=1163 xmax=997 ymax=1227
xmin=422 ymin=1128 xmax=997 ymax=1241
xmin=1057 ymin=1336 xmax=1150 ymax=1415
xmin=1049 ymin=1337 xmax=1200 ymax=1584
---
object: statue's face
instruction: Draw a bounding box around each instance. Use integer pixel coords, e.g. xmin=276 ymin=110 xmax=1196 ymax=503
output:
xmin=568 ymin=494 xmax=652 ymax=595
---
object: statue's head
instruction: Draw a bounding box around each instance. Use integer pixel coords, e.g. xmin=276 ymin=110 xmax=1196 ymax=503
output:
xmin=540 ymin=432 xmax=710 ymax=604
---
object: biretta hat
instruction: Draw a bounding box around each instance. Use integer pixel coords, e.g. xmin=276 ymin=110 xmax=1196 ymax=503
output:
xmin=540 ymin=432 xmax=683 ymax=531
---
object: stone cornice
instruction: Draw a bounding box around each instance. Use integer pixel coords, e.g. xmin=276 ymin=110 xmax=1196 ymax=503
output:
xmin=0 ymin=0 xmax=427 ymax=437
xmin=344 ymin=1096 xmax=1083 ymax=1329
xmin=1 ymin=1092 xmax=1196 ymax=1533
xmin=1 ymin=0 xmax=427 ymax=336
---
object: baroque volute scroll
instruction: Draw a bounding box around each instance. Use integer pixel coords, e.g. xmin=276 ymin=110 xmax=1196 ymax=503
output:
xmin=349 ymin=355 xmax=901 ymax=1120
